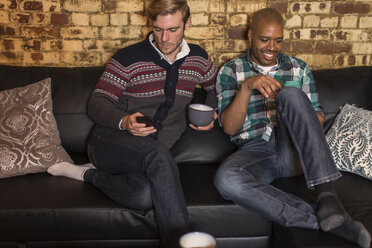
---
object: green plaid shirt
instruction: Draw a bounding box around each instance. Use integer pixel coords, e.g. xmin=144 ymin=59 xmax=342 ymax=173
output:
xmin=216 ymin=50 xmax=323 ymax=143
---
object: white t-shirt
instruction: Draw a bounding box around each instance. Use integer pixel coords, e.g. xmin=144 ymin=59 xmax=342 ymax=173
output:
xmin=255 ymin=63 xmax=278 ymax=75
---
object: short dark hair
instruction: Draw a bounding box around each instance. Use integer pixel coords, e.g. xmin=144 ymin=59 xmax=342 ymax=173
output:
xmin=147 ymin=0 xmax=190 ymax=23
xmin=251 ymin=8 xmax=284 ymax=33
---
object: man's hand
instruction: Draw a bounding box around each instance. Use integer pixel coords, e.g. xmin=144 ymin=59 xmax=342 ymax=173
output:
xmin=242 ymin=75 xmax=282 ymax=98
xmin=220 ymin=75 xmax=282 ymax=136
xmin=189 ymin=112 xmax=218 ymax=131
xmin=121 ymin=112 xmax=157 ymax=136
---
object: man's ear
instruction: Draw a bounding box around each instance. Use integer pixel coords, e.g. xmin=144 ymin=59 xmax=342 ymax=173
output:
xmin=185 ymin=18 xmax=191 ymax=29
xmin=248 ymin=29 xmax=252 ymax=43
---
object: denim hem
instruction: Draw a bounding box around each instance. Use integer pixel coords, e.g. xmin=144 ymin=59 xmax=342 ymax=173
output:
xmin=83 ymin=168 xmax=95 ymax=183
xmin=307 ymin=171 xmax=342 ymax=189
xmin=312 ymin=221 xmax=320 ymax=230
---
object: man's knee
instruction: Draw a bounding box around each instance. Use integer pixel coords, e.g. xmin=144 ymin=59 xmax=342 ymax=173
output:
xmin=114 ymin=180 xmax=153 ymax=210
xmin=214 ymin=166 xmax=231 ymax=200
xmin=214 ymin=164 xmax=249 ymax=200
xmin=133 ymin=184 xmax=153 ymax=210
xmin=277 ymin=87 xmax=303 ymax=102
xmin=276 ymin=87 xmax=310 ymax=111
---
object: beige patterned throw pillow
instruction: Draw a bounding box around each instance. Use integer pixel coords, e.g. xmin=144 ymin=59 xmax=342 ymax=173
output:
xmin=0 ymin=78 xmax=72 ymax=179
xmin=326 ymin=104 xmax=372 ymax=180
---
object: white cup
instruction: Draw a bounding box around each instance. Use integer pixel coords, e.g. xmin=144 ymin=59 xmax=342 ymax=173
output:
xmin=179 ymin=232 xmax=216 ymax=248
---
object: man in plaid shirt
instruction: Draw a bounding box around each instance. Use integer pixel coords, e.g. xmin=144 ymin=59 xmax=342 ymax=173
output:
xmin=217 ymin=52 xmax=322 ymax=143
xmin=214 ymin=8 xmax=370 ymax=248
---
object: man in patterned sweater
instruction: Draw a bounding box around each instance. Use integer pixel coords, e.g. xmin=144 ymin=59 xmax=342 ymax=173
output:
xmin=47 ymin=0 xmax=217 ymax=247
xmin=214 ymin=8 xmax=370 ymax=248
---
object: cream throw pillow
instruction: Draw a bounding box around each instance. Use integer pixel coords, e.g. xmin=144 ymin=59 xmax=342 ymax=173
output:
xmin=326 ymin=104 xmax=372 ymax=180
xmin=0 ymin=78 xmax=72 ymax=179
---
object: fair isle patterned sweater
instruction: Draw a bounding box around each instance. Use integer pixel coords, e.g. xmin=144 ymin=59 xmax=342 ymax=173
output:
xmin=87 ymin=32 xmax=218 ymax=148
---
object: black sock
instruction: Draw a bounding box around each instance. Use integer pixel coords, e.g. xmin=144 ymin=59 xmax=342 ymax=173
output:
xmin=316 ymin=181 xmax=337 ymax=194
xmin=315 ymin=182 xmax=347 ymax=231
xmin=329 ymin=214 xmax=371 ymax=248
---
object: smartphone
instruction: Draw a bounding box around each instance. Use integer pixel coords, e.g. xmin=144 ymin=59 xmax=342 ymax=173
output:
xmin=136 ymin=116 xmax=154 ymax=127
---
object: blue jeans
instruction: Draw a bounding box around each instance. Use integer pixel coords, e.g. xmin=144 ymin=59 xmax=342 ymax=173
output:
xmin=86 ymin=125 xmax=188 ymax=248
xmin=214 ymin=88 xmax=341 ymax=229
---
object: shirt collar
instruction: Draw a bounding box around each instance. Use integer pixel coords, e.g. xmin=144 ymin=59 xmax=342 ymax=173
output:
xmin=255 ymin=63 xmax=277 ymax=75
xmin=246 ymin=49 xmax=292 ymax=73
xmin=149 ymin=33 xmax=190 ymax=64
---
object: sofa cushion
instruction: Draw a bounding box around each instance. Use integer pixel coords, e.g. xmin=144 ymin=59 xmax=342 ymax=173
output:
xmin=0 ymin=78 xmax=72 ymax=178
xmin=326 ymin=104 xmax=372 ymax=180
xmin=171 ymin=125 xmax=237 ymax=166
xmin=314 ymin=66 xmax=372 ymax=132
xmin=0 ymin=168 xmax=271 ymax=245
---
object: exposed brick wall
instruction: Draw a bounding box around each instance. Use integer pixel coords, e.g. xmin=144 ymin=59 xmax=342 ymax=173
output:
xmin=0 ymin=0 xmax=371 ymax=69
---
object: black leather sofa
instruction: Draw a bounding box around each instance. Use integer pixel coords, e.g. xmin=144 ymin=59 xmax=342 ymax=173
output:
xmin=0 ymin=65 xmax=371 ymax=248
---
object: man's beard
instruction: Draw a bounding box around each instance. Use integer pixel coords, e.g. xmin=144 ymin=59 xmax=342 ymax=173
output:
xmin=157 ymin=36 xmax=183 ymax=56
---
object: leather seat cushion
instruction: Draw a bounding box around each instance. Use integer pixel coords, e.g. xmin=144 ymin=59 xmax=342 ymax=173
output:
xmin=0 ymin=166 xmax=271 ymax=242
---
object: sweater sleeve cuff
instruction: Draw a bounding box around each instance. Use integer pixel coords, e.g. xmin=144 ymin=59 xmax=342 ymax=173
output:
xmin=118 ymin=118 xmax=126 ymax=130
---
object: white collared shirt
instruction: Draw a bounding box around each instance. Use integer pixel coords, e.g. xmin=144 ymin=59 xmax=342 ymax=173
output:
xmin=149 ymin=33 xmax=190 ymax=65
